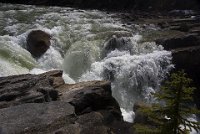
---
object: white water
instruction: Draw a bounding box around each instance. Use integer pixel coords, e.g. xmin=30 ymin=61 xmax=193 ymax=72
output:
xmin=79 ymin=38 xmax=173 ymax=114
xmin=0 ymin=3 xmax=176 ymax=125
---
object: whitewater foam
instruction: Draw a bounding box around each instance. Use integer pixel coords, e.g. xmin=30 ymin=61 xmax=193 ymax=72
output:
xmin=0 ymin=3 xmax=174 ymax=123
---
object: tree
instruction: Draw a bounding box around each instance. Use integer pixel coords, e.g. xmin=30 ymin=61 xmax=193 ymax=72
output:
xmin=134 ymin=71 xmax=200 ymax=134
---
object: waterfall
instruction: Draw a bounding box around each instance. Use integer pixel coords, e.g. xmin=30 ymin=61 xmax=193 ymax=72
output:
xmin=0 ymin=3 xmax=173 ymax=123
xmin=79 ymin=36 xmax=173 ymax=121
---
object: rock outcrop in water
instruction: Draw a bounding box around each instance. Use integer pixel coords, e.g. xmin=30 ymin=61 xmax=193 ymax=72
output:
xmin=0 ymin=70 xmax=133 ymax=134
xmin=101 ymin=36 xmax=133 ymax=58
xmin=158 ymin=32 xmax=200 ymax=110
xmin=122 ymin=11 xmax=200 ymax=110
xmin=27 ymin=30 xmax=51 ymax=58
xmin=155 ymin=33 xmax=200 ymax=86
xmin=169 ymin=38 xmax=200 ymax=110
xmin=152 ymin=15 xmax=200 ymax=110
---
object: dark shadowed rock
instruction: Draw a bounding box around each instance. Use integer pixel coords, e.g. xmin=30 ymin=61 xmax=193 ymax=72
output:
xmin=0 ymin=70 xmax=64 ymax=109
xmin=101 ymin=36 xmax=133 ymax=58
xmin=155 ymin=30 xmax=200 ymax=110
xmin=75 ymin=111 xmax=133 ymax=134
xmin=53 ymin=111 xmax=134 ymax=134
xmin=172 ymin=46 xmax=200 ymax=109
xmin=58 ymin=81 xmax=121 ymax=117
xmin=27 ymin=30 xmax=51 ymax=58
xmin=0 ymin=101 xmax=75 ymax=134
xmin=52 ymin=80 xmax=134 ymax=134
xmin=0 ymin=71 xmax=133 ymax=134
xmin=156 ymin=34 xmax=200 ymax=50
xmin=57 ymin=80 xmax=135 ymax=134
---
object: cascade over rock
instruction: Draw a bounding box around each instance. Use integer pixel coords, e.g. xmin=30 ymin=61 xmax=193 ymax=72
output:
xmin=101 ymin=36 xmax=133 ymax=58
xmin=0 ymin=1 xmax=199 ymax=132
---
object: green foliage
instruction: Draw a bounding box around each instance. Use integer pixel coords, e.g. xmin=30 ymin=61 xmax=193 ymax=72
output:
xmin=133 ymin=71 xmax=200 ymax=134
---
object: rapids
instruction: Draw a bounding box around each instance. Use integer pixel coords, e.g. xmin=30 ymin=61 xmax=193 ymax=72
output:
xmin=0 ymin=3 xmax=173 ymax=123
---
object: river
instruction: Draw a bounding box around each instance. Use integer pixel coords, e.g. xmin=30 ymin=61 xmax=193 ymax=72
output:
xmin=0 ymin=3 xmax=173 ymax=123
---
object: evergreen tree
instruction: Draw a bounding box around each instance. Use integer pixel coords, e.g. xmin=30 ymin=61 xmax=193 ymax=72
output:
xmin=134 ymin=71 xmax=200 ymax=134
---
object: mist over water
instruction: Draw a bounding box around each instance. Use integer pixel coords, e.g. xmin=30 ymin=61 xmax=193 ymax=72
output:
xmin=0 ymin=3 xmax=173 ymax=123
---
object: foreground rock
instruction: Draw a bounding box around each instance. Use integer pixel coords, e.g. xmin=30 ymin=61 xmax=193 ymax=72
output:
xmin=0 ymin=102 xmax=74 ymax=134
xmin=0 ymin=70 xmax=64 ymax=109
xmin=0 ymin=71 xmax=133 ymax=134
xmin=58 ymin=81 xmax=121 ymax=116
xmin=27 ymin=30 xmax=51 ymax=58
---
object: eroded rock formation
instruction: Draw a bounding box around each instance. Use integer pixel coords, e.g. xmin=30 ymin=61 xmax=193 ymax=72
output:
xmin=0 ymin=70 xmax=63 ymax=109
xmin=0 ymin=70 xmax=133 ymax=134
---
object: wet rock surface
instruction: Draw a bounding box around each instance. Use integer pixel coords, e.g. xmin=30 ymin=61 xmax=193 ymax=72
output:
xmin=155 ymin=34 xmax=200 ymax=50
xmin=0 ymin=1 xmax=199 ymax=132
xmin=0 ymin=71 xmax=133 ymax=134
xmin=58 ymin=81 xmax=121 ymax=117
xmin=135 ymin=12 xmax=200 ymax=110
xmin=27 ymin=30 xmax=51 ymax=58
xmin=117 ymin=10 xmax=200 ymax=111
xmin=101 ymin=36 xmax=133 ymax=58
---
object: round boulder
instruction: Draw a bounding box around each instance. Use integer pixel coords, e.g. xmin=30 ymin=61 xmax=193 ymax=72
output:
xmin=101 ymin=36 xmax=133 ymax=58
xmin=26 ymin=30 xmax=51 ymax=58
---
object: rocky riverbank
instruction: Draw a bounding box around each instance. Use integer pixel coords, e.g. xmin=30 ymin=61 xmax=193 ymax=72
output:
xmin=0 ymin=1 xmax=199 ymax=133
xmin=0 ymin=70 xmax=133 ymax=134
xmin=124 ymin=10 xmax=200 ymax=110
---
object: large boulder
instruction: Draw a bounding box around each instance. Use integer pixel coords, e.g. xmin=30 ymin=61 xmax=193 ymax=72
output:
xmin=101 ymin=36 xmax=133 ymax=58
xmin=55 ymin=80 xmax=133 ymax=134
xmin=156 ymin=34 xmax=200 ymax=50
xmin=53 ymin=111 xmax=133 ymax=134
xmin=58 ymin=81 xmax=121 ymax=117
xmin=26 ymin=30 xmax=51 ymax=58
xmin=0 ymin=71 xmax=134 ymax=134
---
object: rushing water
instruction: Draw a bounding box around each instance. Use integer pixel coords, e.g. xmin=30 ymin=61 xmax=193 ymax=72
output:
xmin=0 ymin=3 xmax=174 ymax=123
